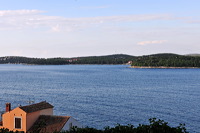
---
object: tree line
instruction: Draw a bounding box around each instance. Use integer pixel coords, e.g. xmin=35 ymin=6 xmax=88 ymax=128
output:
xmin=131 ymin=53 xmax=200 ymax=67
xmin=62 ymin=118 xmax=188 ymax=133
xmin=0 ymin=54 xmax=135 ymax=65
xmin=0 ymin=118 xmax=188 ymax=133
xmin=0 ymin=53 xmax=200 ymax=67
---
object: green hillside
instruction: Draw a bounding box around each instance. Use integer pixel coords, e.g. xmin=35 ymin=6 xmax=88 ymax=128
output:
xmin=0 ymin=53 xmax=200 ymax=67
xmin=131 ymin=53 xmax=200 ymax=68
xmin=0 ymin=54 xmax=135 ymax=65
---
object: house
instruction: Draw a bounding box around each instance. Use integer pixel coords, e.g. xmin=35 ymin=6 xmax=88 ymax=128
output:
xmin=127 ymin=61 xmax=133 ymax=65
xmin=0 ymin=101 xmax=82 ymax=132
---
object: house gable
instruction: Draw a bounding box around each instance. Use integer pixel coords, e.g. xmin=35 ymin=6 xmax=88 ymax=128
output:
xmin=0 ymin=101 xmax=54 ymax=132
xmin=1 ymin=107 xmax=27 ymax=131
xmin=62 ymin=117 xmax=82 ymax=131
xmin=0 ymin=101 xmax=81 ymax=133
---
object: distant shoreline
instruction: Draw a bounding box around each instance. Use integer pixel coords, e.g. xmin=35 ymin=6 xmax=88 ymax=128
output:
xmin=130 ymin=66 xmax=199 ymax=69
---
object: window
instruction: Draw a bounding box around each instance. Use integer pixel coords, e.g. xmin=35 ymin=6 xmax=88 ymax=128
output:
xmin=15 ymin=117 xmax=22 ymax=129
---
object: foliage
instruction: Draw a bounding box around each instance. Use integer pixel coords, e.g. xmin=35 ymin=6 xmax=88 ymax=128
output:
xmin=60 ymin=118 xmax=188 ymax=133
xmin=0 ymin=118 xmax=189 ymax=133
xmin=0 ymin=54 xmax=135 ymax=65
xmin=0 ymin=128 xmax=24 ymax=133
xmin=131 ymin=53 xmax=200 ymax=67
xmin=0 ymin=53 xmax=199 ymax=67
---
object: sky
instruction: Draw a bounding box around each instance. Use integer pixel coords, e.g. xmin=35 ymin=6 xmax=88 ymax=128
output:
xmin=0 ymin=0 xmax=200 ymax=58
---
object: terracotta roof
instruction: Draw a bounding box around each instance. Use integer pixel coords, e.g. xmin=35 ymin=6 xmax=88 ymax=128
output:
xmin=28 ymin=115 xmax=70 ymax=133
xmin=19 ymin=101 xmax=54 ymax=113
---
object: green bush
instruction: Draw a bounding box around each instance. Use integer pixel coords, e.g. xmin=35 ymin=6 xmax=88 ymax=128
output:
xmin=62 ymin=118 xmax=188 ymax=133
xmin=0 ymin=118 xmax=188 ymax=133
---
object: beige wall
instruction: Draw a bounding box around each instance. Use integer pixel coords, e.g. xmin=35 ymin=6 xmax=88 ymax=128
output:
xmin=26 ymin=108 xmax=53 ymax=131
xmin=26 ymin=111 xmax=40 ymax=131
xmin=40 ymin=108 xmax=53 ymax=116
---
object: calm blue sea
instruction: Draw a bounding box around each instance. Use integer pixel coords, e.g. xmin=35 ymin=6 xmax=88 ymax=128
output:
xmin=0 ymin=64 xmax=199 ymax=132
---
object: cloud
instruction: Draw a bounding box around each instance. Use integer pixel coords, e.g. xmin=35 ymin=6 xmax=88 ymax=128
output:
xmin=80 ymin=5 xmax=110 ymax=9
xmin=0 ymin=10 xmax=198 ymax=32
xmin=0 ymin=10 xmax=63 ymax=30
xmin=187 ymin=20 xmax=200 ymax=24
xmin=137 ymin=40 xmax=167 ymax=45
xmin=0 ymin=10 xmax=44 ymax=16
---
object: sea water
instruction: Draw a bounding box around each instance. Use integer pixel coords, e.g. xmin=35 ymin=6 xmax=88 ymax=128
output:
xmin=0 ymin=64 xmax=199 ymax=132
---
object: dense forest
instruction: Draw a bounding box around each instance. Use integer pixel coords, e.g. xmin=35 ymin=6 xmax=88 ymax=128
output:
xmin=0 ymin=53 xmax=200 ymax=67
xmin=0 ymin=54 xmax=135 ymax=65
xmin=131 ymin=53 xmax=200 ymax=68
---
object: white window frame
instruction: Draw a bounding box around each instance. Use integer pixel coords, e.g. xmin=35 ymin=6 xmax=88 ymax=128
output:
xmin=14 ymin=116 xmax=22 ymax=129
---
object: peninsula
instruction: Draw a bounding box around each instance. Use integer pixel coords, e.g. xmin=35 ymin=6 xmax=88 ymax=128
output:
xmin=131 ymin=53 xmax=200 ymax=68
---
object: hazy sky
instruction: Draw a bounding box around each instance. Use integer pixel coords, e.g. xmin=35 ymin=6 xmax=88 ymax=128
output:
xmin=0 ymin=0 xmax=200 ymax=58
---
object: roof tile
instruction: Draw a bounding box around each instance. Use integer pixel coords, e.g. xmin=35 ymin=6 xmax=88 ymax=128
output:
xmin=19 ymin=101 xmax=54 ymax=113
xmin=28 ymin=115 xmax=70 ymax=133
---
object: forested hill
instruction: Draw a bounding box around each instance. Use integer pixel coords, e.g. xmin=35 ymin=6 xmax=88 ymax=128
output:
xmin=0 ymin=54 xmax=135 ymax=65
xmin=131 ymin=53 xmax=200 ymax=68
xmin=0 ymin=53 xmax=200 ymax=67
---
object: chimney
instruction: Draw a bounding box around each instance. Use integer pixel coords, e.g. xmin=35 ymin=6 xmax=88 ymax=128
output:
xmin=6 ymin=103 xmax=11 ymax=112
